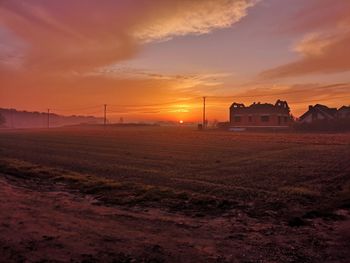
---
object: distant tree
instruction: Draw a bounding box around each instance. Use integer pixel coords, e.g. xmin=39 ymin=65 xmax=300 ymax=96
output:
xmin=0 ymin=113 xmax=5 ymax=127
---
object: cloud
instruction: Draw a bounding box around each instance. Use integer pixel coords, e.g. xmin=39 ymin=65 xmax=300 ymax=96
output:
xmin=293 ymin=33 xmax=334 ymax=57
xmin=0 ymin=27 xmax=26 ymax=70
xmin=0 ymin=1 xmax=138 ymax=72
xmin=260 ymin=29 xmax=350 ymax=79
xmin=0 ymin=0 xmax=257 ymax=72
xmin=260 ymin=1 xmax=350 ymax=79
xmin=90 ymin=65 xmax=231 ymax=91
xmin=133 ymin=0 xmax=258 ymax=42
xmin=280 ymin=0 xmax=350 ymax=34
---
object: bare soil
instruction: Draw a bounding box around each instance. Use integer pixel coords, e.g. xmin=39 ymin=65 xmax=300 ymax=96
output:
xmin=0 ymin=126 xmax=349 ymax=262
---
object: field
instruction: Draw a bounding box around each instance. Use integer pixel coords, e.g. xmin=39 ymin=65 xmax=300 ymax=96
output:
xmin=0 ymin=126 xmax=349 ymax=262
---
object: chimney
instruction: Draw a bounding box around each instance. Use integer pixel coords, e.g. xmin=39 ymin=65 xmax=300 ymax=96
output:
xmin=309 ymin=105 xmax=313 ymax=111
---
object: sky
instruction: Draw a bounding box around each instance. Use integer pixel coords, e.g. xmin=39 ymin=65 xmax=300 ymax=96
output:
xmin=0 ymin=0 xmax=350 ymax=122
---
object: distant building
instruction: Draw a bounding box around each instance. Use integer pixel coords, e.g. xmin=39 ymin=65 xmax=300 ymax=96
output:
xmin=299 ymin=104 xmax=338 ymax=124
xmin=297 ymin=104 xmax=350 ymax=131
xmin=229 ymin=99 xmax=291 ymax=128
xmin=338 ymin=106 xmax=350 ymax=119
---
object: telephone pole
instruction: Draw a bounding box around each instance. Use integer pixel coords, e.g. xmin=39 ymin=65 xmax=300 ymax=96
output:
xmin=47 ymin=109 xmax=50 ymax=129
xmin=203 ymin=96 xmax=206 ymax=129
xmin=104 ymin=104 xmax=107 ymax=126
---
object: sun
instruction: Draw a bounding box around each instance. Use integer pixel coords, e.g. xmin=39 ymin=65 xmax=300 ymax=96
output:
xmin=179 ymin=120 xmax=184 ymax=124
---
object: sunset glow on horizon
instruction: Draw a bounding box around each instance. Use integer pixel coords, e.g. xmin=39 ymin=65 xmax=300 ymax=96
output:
xmin=1 ymin=0 xmax=350 ymax=122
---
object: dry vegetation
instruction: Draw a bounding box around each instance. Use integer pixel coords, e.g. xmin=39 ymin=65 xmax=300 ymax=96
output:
xmin=0 ymin=126 xmax=349 ymax=262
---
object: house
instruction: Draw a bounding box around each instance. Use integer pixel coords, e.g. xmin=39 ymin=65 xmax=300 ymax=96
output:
xmin=229 ymin=99 xmax=291 ymax=128
xmin=299 ymin=104 xmax=338 ymax=124
xmin=338 ymin=106 xmax=350 ymax=119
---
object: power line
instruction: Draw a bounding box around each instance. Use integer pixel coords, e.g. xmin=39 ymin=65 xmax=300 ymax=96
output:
xmin=68 ymin=110 xmax=103 ymax=116
xmin=44 ymin=86 xmax=350 ymax=120
xmin=24 ymin=90 xmax=349 ymax=126
xmin=108 ymin=97 xmax=201 ymax=109
xmin=48 ymin=94 xmax=349 ymax=118
xmin=51 ymin=105 xmax=103 ymax=112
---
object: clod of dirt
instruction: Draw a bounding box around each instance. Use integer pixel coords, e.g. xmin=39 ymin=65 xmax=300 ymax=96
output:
xmin=303 ymin=210 xmax=346 ymax=221
xmin=288 ymin=217 xmax=309 ymax=227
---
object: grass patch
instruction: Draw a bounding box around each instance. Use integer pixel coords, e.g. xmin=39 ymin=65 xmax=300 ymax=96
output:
xmin=338 ymin=181 xmax=350 ymax=209
xmin=0 ymin=158 xmax=235 ymax=215
xmin=280 ymin=186 xmax=320 ymax=197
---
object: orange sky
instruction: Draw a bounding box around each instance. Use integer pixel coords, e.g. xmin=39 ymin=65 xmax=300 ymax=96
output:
xmin=1 ymin=0 xmax=350 ymax=122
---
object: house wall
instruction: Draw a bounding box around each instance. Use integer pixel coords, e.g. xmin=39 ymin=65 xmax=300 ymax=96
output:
xmin=300 ymin=113 xmax=312 ymax=124
xmin=300 ymin=110 xmax=338 ymax=123
xmin=300 ymin=112 xmax=326 ymax=124
xmin=338 ymin=110 xmax=350 ymax=119
xmin=299 ymin=106 xmax=350 ymax=123
xmin=230 ymin=112 xmax=290 ymax=127
xmin=317 ymin=113 xmax=325 ymax=120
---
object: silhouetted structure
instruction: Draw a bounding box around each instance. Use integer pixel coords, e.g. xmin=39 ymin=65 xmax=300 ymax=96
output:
xmin=299 ymin=104 xmax=338 ymax=124
xmin=338 ymin=106 xmax=350 ymax=119
xmin=297 ymin=104 xmax=350 ymax=132
xmin=229 ymin=100 xmax=291 ymax=128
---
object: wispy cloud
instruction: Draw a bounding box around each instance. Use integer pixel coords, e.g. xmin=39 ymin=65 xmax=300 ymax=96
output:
xmin=133 ymin=0 xmax=259 ymax=42
xmin=260 ymin=1 xmax=350 ymax=79
xmin=0 ymin=0 xmax=257 ymax=73
xmin=90 ymin=65 xmax=232 ymax=92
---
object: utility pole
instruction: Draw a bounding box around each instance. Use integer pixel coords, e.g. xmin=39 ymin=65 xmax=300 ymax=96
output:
xmin=47 ymin=109 xmax=50 ymax=129
xmin=104 ymin=104 xmax=107 ymax=126
xmin=203 ymin=96 xmax=206 ymax=129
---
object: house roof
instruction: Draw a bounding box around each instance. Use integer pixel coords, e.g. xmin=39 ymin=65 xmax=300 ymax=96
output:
xmin=230 ymin=100 xmax=290 ymax=114
xmin=299 ymin=104 xmax=337 ymax=120
xmin=339 ymin=106 xmax=350 ymax=112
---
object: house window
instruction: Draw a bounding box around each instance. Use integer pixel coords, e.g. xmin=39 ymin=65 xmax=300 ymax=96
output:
xmin=284 ymin=116 xmax=288 ymax=122
xmin=261 ymin=115 xmax=269 ymax=122
xmin=248 ymin=116 xmax=252 ymax=122
xmin=234 ymin=116 xmax=241 ymax=122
